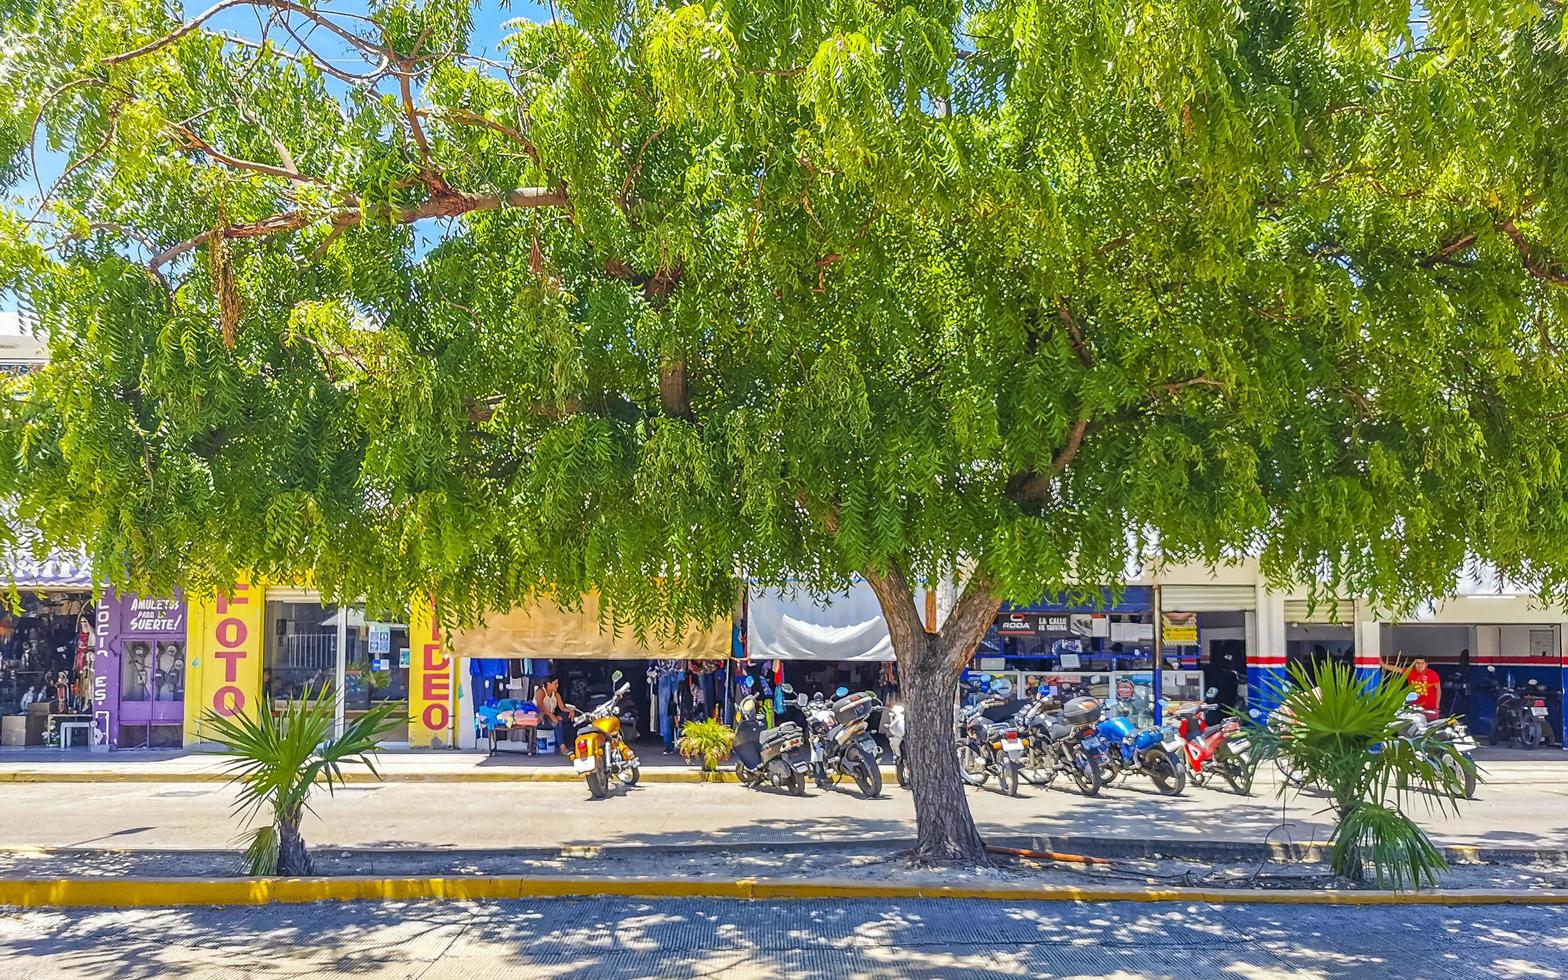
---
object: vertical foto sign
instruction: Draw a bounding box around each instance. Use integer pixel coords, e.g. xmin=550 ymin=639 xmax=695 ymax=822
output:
xmin=408 ymin=600 xmax=453 ymax=748
xmin=184 ymin=582 xmax=264 ymax=744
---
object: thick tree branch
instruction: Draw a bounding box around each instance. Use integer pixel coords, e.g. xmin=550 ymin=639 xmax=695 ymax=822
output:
xmin=1419 ymin=232 xmax=1476 ymax=268
xmin=939 ymin=571 xmax=1000 ymax=674
xmin=1055 ymin=296 xmax=1092 ymax=368
xmin=861 ymin=559 xmax=928 ymax=654
xmin=659 ymin=359 xmax=690 ymax=418
xmin=1005 ymin=416 xmax=1091 ymax=504
xmin=148 ymin=185 xmax=568 ymax=268
xmin=398 ymin=71 xmax=451 ymax=194
xmin=1498 ymin=218 xmax=1568 ymax=287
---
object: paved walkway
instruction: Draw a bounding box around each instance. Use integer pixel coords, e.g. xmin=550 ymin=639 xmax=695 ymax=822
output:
xmin=0 ymin=896 xmax=1563 ymax=978
xmin=2 ymin=767 xmax=1566 ymax=854
xmin=0 ymin=745 xmax=1559 ymax=781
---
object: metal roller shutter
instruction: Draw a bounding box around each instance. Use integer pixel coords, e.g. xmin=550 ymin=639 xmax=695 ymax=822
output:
xmin=1283 ymin=599 xmax=1356 ymax=625
xmin=1160 ymin=584 xmax=1258 ymax=611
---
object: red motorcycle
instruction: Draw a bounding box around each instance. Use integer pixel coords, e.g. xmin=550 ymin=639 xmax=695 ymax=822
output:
xmin=1169 ymin=692 xmax=1254 ymax=795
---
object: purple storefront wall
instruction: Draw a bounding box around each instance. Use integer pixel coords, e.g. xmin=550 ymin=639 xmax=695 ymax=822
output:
xmin=92 ymin=591 xmax=186 ymax=749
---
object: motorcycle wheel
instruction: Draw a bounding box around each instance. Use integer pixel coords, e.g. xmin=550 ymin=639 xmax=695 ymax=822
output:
xmin=851 ymin=749 xmax=882 ymax=798
xmin=1223 ymin=760 xmax=1254 ymax=796
xmin=1276 ymin=755 xmax=1308 ymax=790
xmin=1146 ymin=748 xmax=1185 ymax=796
xmin=998 ymin=759 xmax=1020 ymax=797
xmin=1070 ymin=750 xmax=1102 ymax=797
xmin=789 ymin=770 xmax=807 ymax=797
xmin=585 ymin=768 xmax=608 ymax=800
xmin=895 ymin=754 xmax=909 ymax=789
xmin=1020 ymin=751 xmax=1053 ymax=786
xmin=957 ymin=744 xmax=990 ymax=786
xmin=734 ymin=761 xmax=755 ymax=788
xmin=1443 ymin=754 xmax=1478 ymax=800
xmin=619 ymin=762 xmax=640 ymax=786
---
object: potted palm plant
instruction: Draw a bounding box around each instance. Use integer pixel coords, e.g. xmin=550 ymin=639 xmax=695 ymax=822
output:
xmin=677 ymin=718 xmax=735 ymax=778
xmin=202 ymin=688 xmax=398 ymax=875
xmin=1249 ymin=661 xmax=1479 ymax=889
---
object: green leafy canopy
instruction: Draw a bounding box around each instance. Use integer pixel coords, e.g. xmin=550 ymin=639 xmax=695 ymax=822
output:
xmin=1 ymin=0 xmax=1567 ymax=635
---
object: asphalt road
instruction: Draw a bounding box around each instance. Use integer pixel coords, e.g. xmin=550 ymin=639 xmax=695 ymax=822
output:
xmin=4 ymin=768 xmax=1568 ymax=853
xmin=0 ymin=896 xmax=1564 ymax=978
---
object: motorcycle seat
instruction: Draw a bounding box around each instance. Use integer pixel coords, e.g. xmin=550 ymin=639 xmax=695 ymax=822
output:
xmin=760 ymin=723 xmax=803 ymax=746
xmin=1049 ymin=722 xmax=1074 ymax=741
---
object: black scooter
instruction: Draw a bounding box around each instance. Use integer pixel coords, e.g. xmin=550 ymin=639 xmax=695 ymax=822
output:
xmin=732 ymin=688 xmax=812 ymax=795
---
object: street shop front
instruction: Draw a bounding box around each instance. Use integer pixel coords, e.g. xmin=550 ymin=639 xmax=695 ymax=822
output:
xmin=1376 ymin=615 xmax=1565 ymax=745
xmin=744 ymin=582 xmax=900 ymax=706
xmin=447 ymin=595 xmax=735 ymax=754
xmin=183 ymin=582 xmax=447 ymax=749
xmin=0 ymin=555 xmax=97 ymax=749
xmin=970 ymin=588 xmax=1208 ymax=727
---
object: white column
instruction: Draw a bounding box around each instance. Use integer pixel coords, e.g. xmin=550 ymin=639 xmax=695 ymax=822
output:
xmin=334 ymin=605 xmax=348 ymax=737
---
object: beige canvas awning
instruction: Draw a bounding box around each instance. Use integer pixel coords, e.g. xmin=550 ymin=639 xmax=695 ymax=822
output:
xmin=448 ymin=595 xmax=732 ymax=661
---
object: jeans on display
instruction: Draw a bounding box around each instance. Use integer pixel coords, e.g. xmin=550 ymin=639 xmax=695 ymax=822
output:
xmin=658 ymin=671 xmax=681 ymax=749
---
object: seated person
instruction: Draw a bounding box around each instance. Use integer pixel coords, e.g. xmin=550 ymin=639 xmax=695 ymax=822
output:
xmin=533 ymin=674 xmax=576 ymax=755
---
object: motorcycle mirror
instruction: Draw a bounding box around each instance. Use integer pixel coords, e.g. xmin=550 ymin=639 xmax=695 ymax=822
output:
xmin=796 ymin=694 xmax=809 ymax=708
xmin=1405 ymin=692 xmax=1420 ymax=704
xmin=743 ymin=676 xmax=755 ymax=689
xmin=1529 ymin=677 xmax=1538 ymax=684
xmin=1205 ymin=687 xmax=1218 ymax=698
xmin=835 ymin=687 xmax=849 ymax=698
xmin=1249 ymin=708 xmax=1262 ymax=718
xmin=781 ymin=684 xmax=794 ymax=694
xmin=1487 ymin=665 xmax=1497 ymax=673
xmin=611 ymin=670 xmax=623 ymax=683
xmin=1090 ymin=674 xmax=1104 ymax=683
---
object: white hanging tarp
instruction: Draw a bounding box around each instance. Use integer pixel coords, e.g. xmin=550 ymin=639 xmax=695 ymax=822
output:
xmin=747 ymin=582 xmax=895 ymax=662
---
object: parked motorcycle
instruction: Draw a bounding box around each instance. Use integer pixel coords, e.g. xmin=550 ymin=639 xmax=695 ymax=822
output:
xmin=1393 ymin=692 xmax=1480 ymax=799
xmin=1489 ymin=667 xmax=1553 ymax=749
xmin=571 ymin=671 xmax=640 ymax=799
xmin=1096 ymin=702 xmax=1186 ymax=795
xmin=1173 ymin=688 xmax=1253 ymax=794
xmin=732 ymin=688 xmax=812 ymax=796
xmin=956 ymin=681 xmax=1026 ymax=796
xmin=802 ymin=688 xmax=884 ymax=798
xmin=1014 ymin=691 xmax=1104 ymax=796
xmin=886 ymin=703 xmax=909 ymax=788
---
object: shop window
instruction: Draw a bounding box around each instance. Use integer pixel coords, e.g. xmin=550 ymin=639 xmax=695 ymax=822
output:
xmin=120 ymin=640 xmax=185 ymax=702
xmin=263 ymin=601 xmax=340 ymax=702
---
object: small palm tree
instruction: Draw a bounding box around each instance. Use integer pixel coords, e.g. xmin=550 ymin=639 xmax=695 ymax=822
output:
xmin=1250 ymin=661 xmax=1477 ymax=889
xmin=202 ymin=689 xmax=398 ymax=876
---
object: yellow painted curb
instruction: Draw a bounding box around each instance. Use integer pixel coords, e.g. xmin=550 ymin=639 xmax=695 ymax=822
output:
xmin=1 ymin=874 xmax=1565 ymax=908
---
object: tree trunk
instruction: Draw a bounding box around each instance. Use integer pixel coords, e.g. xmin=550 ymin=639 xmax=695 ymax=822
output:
xmin=277 ymin=818 xmax=313 ymax=876
xmin=864 ymin=562 xmax=1001 ymax=866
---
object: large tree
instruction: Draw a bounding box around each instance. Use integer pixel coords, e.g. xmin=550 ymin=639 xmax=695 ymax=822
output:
xmin=3 ymin=0 xmax=1567 ymax=862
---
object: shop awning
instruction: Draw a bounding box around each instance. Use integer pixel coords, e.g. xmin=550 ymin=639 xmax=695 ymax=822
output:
xmin=448 ymin=595 xmax=733 ymax=661
xmin=747 ymin=583 xmax=895 ymax=662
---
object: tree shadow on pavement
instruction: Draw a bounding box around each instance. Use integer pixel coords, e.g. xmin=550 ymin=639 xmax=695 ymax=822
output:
xmin=3 ymin=897 xmax=1567 ymax=979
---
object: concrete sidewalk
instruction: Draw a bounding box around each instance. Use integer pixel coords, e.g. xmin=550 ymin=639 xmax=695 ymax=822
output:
xmin=0 ymin=745 xmax=1557 ymax=782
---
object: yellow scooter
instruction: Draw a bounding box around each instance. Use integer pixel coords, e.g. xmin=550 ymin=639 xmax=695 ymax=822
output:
xmin=571 ymin=670 xmax=640 ymax=799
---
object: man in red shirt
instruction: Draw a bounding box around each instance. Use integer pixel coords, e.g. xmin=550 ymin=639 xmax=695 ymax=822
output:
xmin=1405 ymin=658 xmax=1442 ymax=718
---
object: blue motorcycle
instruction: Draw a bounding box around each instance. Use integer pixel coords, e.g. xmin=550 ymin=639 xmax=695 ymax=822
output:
xmin=1095 ymin=703 xmax=1186 ymax=796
